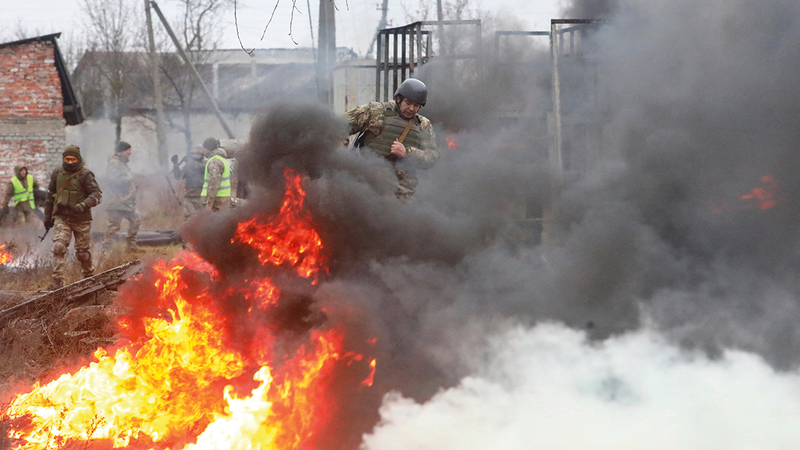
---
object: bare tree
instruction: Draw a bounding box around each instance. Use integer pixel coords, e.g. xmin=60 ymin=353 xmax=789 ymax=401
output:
xmin=78 ymin=0 xmax=144 ymax=142
xmin=158 ymin=0 xmax=233 ymax=154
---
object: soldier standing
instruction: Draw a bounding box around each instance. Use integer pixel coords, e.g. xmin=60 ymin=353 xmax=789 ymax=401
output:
xmin=172 ymin=145 xmax=209 ymax=219
xmin=43 ymin=145 xmax=102 ymax=290
xmin=103 ymin=141 xmax=141 ymax=252
xmin=345 ymin=78 xmax=439 ymax=199
xmin=200 ymin=137 xmax=232 ymax=212
xmin=3 ymin=164 xmax=40 ymax=224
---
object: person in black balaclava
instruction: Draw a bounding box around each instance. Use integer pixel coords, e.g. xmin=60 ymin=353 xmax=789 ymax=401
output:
xmin=43 ymin=145 xmax=103 ymax=290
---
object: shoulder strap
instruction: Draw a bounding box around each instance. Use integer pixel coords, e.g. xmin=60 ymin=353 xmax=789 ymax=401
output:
xmin=55 ymin=167 xmax=86 ymax=197
xmin=396 ymin=119 xmax=414 ymax=144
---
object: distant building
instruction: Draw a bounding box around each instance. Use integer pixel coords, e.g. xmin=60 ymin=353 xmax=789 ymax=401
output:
xmin=69 ymin=46 xmax=362 ymax=169
xmin=0 ymin=33 xmax=83 ymax=185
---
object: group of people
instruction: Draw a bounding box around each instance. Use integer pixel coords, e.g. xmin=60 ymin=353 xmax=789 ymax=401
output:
xmin=3 ymin=78 xmax=437 ymax=290
xmin=3 ymin=135 xmax=235 ymax=290
xmin=171 ymin=137 xmax=233 ymax=219
xmin=37 ymin=142 xmax=137 ymax=290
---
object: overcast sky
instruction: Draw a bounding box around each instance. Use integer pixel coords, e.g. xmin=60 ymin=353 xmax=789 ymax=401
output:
xmin=1 ymin=0 xmax=565 ymax=56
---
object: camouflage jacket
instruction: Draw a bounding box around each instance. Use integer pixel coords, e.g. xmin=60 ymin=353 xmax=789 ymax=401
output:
xmin=44 ymin=163 xmax=102 ymax=221
xmin=345 ymin=100 xmax=439 ymax=169
xmin=105 ymin=153 xmax=137 ymax=211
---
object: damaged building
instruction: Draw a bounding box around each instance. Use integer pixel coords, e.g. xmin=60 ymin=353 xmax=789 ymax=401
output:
xmin=0 ymin=33 xmax=83 ymax=186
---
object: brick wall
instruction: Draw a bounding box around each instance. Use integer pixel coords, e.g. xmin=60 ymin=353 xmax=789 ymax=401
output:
xmin=0 ymin=40 xmax=66 ymax=202
xmin=0 ymin=41 xmax=63 ymax=120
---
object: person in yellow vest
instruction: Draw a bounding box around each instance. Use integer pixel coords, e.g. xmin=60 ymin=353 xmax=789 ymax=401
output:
xmin=3 ymin=164 xmax=40 ymax=224
xmin=345 ymin=78 xmax=439 ymax=199
xmin=200 ymin=137 xmax=231 ymax=212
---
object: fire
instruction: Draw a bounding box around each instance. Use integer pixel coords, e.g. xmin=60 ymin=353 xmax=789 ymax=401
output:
xmin=235 ymin=169 xmax=327 ymax=283
xmin=446 ymin=136 xmax=459 ymax=150
xmin=361 ymin=359 xmax=377 ymax=387
xmin=741 ymin=173 xmax=783 ymax=210
xmin=3 ymin=170 xmax=373 ymax=450
xmin=0 ymin=244 xmax=11 ymax=264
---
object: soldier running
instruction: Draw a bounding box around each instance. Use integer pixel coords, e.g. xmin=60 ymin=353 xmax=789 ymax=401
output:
xmin=43 ymin=145 xmax=103 ymax=290
xmin=345 ymin=78 xmax=439 ymax=199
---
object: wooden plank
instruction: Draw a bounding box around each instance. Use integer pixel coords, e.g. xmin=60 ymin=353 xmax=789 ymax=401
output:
xmin=0 ymin=260 xmax=142 ymax=327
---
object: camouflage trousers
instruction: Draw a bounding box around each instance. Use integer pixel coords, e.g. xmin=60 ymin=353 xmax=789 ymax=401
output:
xmin=394 ymin=168 xmax=418 ymax=200
xmin=52 ymin=216 xmax=94 ymax=282
xmin=10 ymin=203 xmax=36 ymax=225
xmin=104 ymin=209 xmax=141 ymax=248
xmin=183 ymin=195 xmax=204 ymax=220
xmin=202 ymin=196 xmax=231 ymax=212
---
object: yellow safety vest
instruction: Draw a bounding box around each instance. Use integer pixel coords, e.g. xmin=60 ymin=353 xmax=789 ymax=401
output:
xmin=11 ymin=174 xmax=35 ymax=208
xmin=201 ymin=155 xmax=231 ymax=198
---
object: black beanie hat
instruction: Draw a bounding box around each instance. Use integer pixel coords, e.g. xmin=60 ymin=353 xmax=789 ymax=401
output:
xmin=202 ymin=137 xmax=219 ymax=151
xmin=115 ymin=141 xmax=132 ymax=153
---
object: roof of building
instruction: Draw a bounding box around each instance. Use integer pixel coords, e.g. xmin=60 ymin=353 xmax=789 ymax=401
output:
xmin=0 ymin=33 xmax=84 ymax=125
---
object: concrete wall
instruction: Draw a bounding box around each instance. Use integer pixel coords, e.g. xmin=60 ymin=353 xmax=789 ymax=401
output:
xmin=333 ymin=59 xmax=377 ymax=114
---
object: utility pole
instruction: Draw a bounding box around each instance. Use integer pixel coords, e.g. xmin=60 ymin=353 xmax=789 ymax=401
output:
xmin=150 ymin=0 xmax=234 ymax=138
xmin=145 ymin=0 xmax=168 ymax=165
xmin=437 ymin=0 xmax=445 ymax=55
xmin=317 ymin=0 xmax=336 ymax=106
xmin=366 ymin=0 xmax=389 ymax=57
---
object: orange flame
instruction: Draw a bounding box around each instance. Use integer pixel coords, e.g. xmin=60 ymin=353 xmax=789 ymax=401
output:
xmin=446 ymin=136 xmax=459 ymax=150
xmin=0 ymin=244 xmax=12 ymax=264
xmin=741 ymin=173 xmax=783 ymax=210
xmin=234 ymin=169 xmax=327 ymax=284
xmin=361 ymin=359 xmax=377 ymax=387
xmin=4 ymin=170 xmax=372 ymax=450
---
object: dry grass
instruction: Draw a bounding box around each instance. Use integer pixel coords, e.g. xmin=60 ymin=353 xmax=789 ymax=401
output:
xmin=0 ymin=176 xmax=188 ymax=393
xmin=132 ymin=173 xmax=184 ymax=230
xmin=0 ymin=242 xmax=183 ymax=391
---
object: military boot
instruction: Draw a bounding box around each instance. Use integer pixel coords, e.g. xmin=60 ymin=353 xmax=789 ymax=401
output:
xmin=125 ymin=239 xmax=141 ymax=253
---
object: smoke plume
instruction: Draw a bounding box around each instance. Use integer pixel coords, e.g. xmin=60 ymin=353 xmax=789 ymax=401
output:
xmin=175 ymin=0 xmax=800 ymax=445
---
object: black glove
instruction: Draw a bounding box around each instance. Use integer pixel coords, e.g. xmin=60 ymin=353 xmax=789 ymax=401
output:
xmin=73 ymin=202 xmax=87 ymax=214
xmin=44 ymin=217 xmax=54 ymax=229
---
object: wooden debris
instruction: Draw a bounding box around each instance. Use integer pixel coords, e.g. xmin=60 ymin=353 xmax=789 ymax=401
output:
xmin=0 ymin=260 xmax=142 ymax=327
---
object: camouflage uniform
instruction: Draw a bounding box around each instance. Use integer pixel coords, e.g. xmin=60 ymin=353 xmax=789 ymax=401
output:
xmin=201 ymin=148 xmax=231 ymax=211
xmin=3 ymin=164 xmax=40 ymax=224
xmin=345 ymin=100 xmax=439 ymax=198
xmin=172 ymin=148 xmax=207 ymax=219
xmin=44 ymin=146 xmax=102 ymax=288
xmin=103 ymin=150 xmax=141 ymax=251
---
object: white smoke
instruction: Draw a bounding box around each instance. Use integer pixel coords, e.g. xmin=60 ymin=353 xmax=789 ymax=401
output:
xmin=363 ymin=323 xmax=800 ymax=449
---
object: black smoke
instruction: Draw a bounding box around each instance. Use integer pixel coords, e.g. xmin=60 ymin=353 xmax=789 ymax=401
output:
xmin=178 ymin=0 xmax=800 ymax=445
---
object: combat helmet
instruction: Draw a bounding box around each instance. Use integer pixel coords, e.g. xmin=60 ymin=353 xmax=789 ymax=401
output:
xmin=394 ymin=78 xmax=427 ymax=106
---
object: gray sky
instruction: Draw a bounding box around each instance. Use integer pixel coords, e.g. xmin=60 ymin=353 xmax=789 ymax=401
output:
xmin=0 ymin=0 xmax=564 ymax=55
